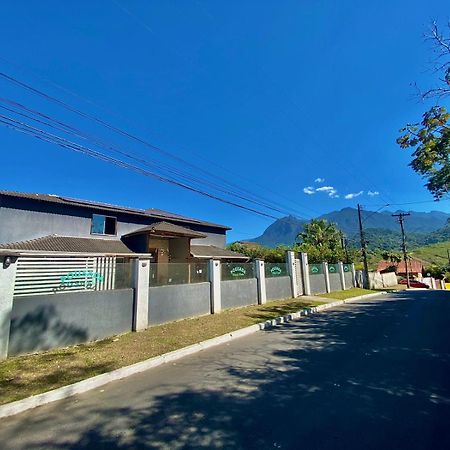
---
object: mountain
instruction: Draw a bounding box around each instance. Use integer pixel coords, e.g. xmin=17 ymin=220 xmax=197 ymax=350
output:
xmin=249 ymin=215 xmax=307 ymax=248
xmin=249 ymin=208 xmax=450 ymax=248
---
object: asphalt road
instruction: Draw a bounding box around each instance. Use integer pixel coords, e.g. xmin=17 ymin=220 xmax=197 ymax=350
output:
xmin=1 ymin=290 xmax=450 ymax=450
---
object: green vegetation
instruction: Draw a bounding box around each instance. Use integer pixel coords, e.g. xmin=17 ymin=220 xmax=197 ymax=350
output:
xmin=227 ymin=242 xmax=289 ymax=262
xmin=318 ymin=288 xmax=374 ymax=300
xmin=411 ymin=240 xmax=450 ymax=266
xmin=294 ymin=219 xmax=357 ymax=263
xmin=0 ymin=297 xmax=325 ymax=405
xmin=397 ymin=22 xmax=450 ymax=199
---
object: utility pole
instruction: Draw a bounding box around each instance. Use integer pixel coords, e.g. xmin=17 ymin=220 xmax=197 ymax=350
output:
xmin=447 ymin=249 xmax=450 ymax=266
xmin=357 ymin=204 xmax=370 ymax=288
xmin=392 ymin=212 xmax=411 ymax=288
xmin=340 ymin=231 xmax=349 ymax=263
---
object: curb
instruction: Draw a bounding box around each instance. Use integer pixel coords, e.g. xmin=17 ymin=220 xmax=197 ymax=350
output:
xmin=0 ymin=292 xmax=384 ymax=419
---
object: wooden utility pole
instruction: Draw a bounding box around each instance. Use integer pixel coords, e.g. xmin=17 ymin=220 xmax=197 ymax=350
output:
xmin=392 ymin=212 xmax=411 ymax=288
xmin=447 ymin=248 xmax=450 ymax=265
xmin=357 ymin=204 xmax=370 ymax=288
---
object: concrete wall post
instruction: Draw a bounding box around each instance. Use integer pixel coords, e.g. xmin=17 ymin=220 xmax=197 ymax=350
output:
xmin=209 ymin=259 xmax=222 ymax=313
xmin=323 ymin=262 xmax=331 ymax=293
xmin=338 ymin=261 xmax=346 ymax=290
xmin=300 ymin=252 xmax=311 ymax=296
xmin=255 ymin=259 xmax=267 ymax=305
xmin=132 ymin=257 xmax=150 ymax=331
xmin=287 ymin=251 xmax=298 ymax=298
xmin=0 ymin=255 xmax=18 ymax=359
xmin=351 ymin=263 xmax=356 ymax=288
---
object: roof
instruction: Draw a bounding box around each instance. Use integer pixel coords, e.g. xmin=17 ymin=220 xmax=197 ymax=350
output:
xmin=377 ymin=259 xmax=425 ymax=274
xmin=0 ymin=235 xmax=136 ymax=255
xmin=123 ymin=222 xmax=207 ymax=239
xmin=190 ymin=245 xmax=249 ymax=260
xmin=0 ymin=190 xmax=230 ymax=230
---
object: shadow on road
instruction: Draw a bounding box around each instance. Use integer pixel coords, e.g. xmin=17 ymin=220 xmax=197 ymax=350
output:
xmin=4 ymin=291 xmax=450 ymax=450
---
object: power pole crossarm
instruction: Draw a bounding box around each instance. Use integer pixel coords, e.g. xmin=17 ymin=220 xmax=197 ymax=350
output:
xmin=392 ymin=213 xmax=411 ymax=289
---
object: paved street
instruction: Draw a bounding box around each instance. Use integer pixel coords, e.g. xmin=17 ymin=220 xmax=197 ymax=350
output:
xmin=1 ymin=290 xmax=450 ymax=449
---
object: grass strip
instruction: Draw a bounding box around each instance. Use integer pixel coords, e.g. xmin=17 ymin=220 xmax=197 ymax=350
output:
xmin=317 ymin=287 xmax=374 ymax=301
xmin=0 ymin=297 xmax=325 ymax=405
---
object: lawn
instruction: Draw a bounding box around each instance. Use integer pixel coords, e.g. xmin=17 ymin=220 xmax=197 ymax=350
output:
xmin=318 ymin=287 xmax=374 ymax=300
xmin=0 ymin=297 xmax=325 ymax=406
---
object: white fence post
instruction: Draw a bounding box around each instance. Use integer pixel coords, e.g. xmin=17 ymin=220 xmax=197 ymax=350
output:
xmin=132 ymin=257 xmax=150 ymax=331
xmin=300 ymin=252 xmax=311 ymax=296
xmin=287 ymin=251 xmax=298 ymax=298
xmin=209 ymin=259 xmax=222 ymax=313
xmin=0 ymin=255 xmax=18 ymax=359
xmin=338 ymin=262 xmax=346 ymax=290
xmin=255 ymin=259 xmax=267 ymax=305
xmin=323 ymin=262 xmax=331 ymax=293
xmin=351 ymin=263 xmax=356 ymax=288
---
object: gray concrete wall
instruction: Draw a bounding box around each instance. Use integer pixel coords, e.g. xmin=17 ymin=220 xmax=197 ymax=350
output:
xmin=0 ymin=206 xmax=148 ymax=244
xmin=310 ymin=274 xmax=327 ymax=295
xmin=8 ymin=288 xmax=134 ymax=356
xmin=148 ymin=282 xmax=211 ymax=326
xmin=221 ymin=279 xmax=258 ymax=309
xmin=0 ymin=204 xmax=226 ymax=248
xmin=344 ymin=271 xmax=354 ymax=288
xmin=329 ymin=273 xmax=341 ymax=291
xmin=265 ymin=276 xmax=292 ymax=301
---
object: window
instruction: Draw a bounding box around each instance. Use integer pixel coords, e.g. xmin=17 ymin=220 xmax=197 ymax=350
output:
xmin=91 ymin=214 xmax=117 ymax=235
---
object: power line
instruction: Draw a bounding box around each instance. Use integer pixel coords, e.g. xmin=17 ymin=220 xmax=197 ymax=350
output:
xmin=0 ymin=114 xmax=282 ymax=220
xmin=0 ymin=72 xmax=315 ymax=219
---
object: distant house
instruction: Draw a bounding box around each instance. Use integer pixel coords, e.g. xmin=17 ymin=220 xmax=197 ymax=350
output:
xmin=377 ymin=258 xmax=425 ymax=278
xmin=0 ymin=190 xmax=246 ymax=262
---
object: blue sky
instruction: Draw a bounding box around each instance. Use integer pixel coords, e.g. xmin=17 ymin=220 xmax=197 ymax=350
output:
xmin=1 ymin=0 xmax=449 ymax=242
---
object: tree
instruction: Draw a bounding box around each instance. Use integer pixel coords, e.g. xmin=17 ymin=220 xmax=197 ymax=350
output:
xmin=227 ymin=242 xmax=289 ymax=262
xmin=294 ymin=219 xmax=356 ymax=263
xmin=397 ymin=21 xmax=450 ymax=199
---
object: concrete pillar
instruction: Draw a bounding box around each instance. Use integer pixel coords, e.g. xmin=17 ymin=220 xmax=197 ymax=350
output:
xmin=132 ymin=257 xmax=150 ymax=331
xmin=0 ymin=255 xmax=18 ymax=359
xmin=338 ymin=262 xmax=346 ymax=290
xmin=431 ymin=278 xmax=436 ymax=290
xmin=323 ymin=262 xmax=331 ymax=293
xmin=255 ymin=259 xmax=267 ymax=305
xmin=287 ymin=251 xmax=298 ymax=298
xmin=300 ymin=252 xmax=311 ymax=296
xmin=209 ymin=259 xmax=222 ymax=313
xmin=351 ymin=263 xmax=357 ymax=288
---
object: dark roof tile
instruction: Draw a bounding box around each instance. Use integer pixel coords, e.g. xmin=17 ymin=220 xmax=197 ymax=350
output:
xmin=0 ymin=235 xmax=135 ymax=254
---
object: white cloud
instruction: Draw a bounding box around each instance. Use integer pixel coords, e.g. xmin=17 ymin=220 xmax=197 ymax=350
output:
xmin=316 ymin=186 xmax=339 ymax=198
xmin=368 ymin=191 xmax=379 ymax=197
xmin=344 ymin=191 xmax=364 ymax=200
xmin=314 ymin=177 xmax=325 ymax=183
xmin=316 ymin=186 xmax=334 ymax=192
xmin=303 ymin=186 xmax=315 ymax=195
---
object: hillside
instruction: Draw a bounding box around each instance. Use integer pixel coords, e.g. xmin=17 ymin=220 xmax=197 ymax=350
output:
xmin=249 ymin=208 xmax=450 ymax=249
xmin=410 ymin=241 xmax=450 ymax=266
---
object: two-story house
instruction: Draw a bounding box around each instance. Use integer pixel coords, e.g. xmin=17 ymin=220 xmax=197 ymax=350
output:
xmin=0 ymin=190 xmax=246 ymax=263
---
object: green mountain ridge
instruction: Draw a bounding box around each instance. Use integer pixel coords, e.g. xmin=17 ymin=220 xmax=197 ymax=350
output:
xmin=249 ymin=208 xmax=450 ymax=250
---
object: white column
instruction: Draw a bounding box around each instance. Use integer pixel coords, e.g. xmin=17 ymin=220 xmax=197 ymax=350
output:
xmin=209 ymin=259 xmax=222 ymax=314
xmin=323 ymin=262 xmax=331 ymax=293
xmin=287 ymin=251 xmax=298 ymax=298
xmin=132 ymin=257 xmax=150 ymax=331
xmin=351 ymin=263 xmax=357 ymax=288
xmin=0 ymin=255 xmax=18 ymax=359
xmin=338 ymin=261 xmax=346 ymax=290
xmin=255 ymin=259 xmax=267 ymax=304
xmin=300 ymin=252 xmax=311 ymax=296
